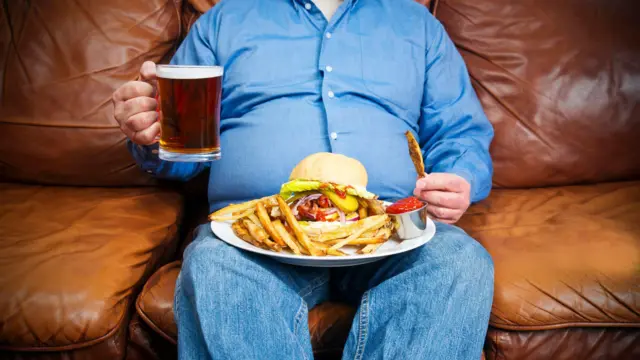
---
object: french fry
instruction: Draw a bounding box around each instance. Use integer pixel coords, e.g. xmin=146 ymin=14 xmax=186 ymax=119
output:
xmin=311 ymin=241 xmax=346 ymax=256
xmin=276 ymin=195 xmax=321 ymax=256
xmin=231 ymin=221 xmax=261 ymax=248
xmin=256 ymin=202 xmax=286 ymax=247
xmin=247 ymin=213 xmax=263 ymax=228
xmin=359 ymin=243 xmax=384 ymax=254
xmin=330 ymin=215 xmax=388 ymax=250
xmin=273 ymin=220 xmax=301 ymax=255
xmin=405 ymin=130 xmax=425 ymax=177
xmin=208 ymin=195 xmax=276 ymax=221
xmin=243 ymin=219 xmax=280 ymax=251
xmin=327 ymin=237 xmax=385 ymax=246
xmin=365 ymin=199 xmax=386 ymax=216
xmin=358 ymin=206 xmax=368 ymax=220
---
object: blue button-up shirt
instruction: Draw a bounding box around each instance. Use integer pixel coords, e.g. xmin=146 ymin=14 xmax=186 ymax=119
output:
xmin=129 ymin=0 xmax=494 ymax=212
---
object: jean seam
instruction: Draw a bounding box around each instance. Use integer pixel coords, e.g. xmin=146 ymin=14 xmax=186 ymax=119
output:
xmin=292 ymin=299 xmax=309 ymax=360
xmin=353 ymin=290 xmax=371 ymax=360
xmin=298 ymin=278 xmax=329 ymax=299
xmin=297 ymin=273 xmax=330 ymax=297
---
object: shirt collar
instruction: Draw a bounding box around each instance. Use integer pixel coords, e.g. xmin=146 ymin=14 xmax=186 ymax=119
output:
xmin=291 ymin=0 xmax=356 ymax=10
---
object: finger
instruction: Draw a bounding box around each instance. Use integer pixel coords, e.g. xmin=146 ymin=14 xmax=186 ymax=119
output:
xmin=426 ymin=205 xmax=460 ymax=222
xmin=139 ymin=61 xmax=157 ymax=82
xmin=420 ymin=191 xmax=468 ymax=210
xmin=418 ymin=173 xmax=469 ymax=193
xmin=124 ymin=111 xmax=159 ymax=132
xmin=113 ymin=81 xmax=155 ymax=103
xmin=131 ymin=122 xmax=161 ymax=145
xmin=122 ymin=96 xmax=157 ymax=122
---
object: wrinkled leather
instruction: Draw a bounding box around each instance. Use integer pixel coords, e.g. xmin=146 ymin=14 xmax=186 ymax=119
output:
xmin=0 ymin=322 xmax=128 ymax=360
xmin=434 ymin=0 xmax=640 ymax=188
xmin=485 ymin=327 xmax=640 ymax=360
xmin=0 ymin=0 xmax=181 ymax=186
xmin=136 ymin=262 xmax=180 ymax=343
xmin=126 ymin=314 xmax=176 ymax=360
xmin=0 ymin=183 xmax=182 ymax=350
xmin=459 ymin=181 xmax=640 ymax=330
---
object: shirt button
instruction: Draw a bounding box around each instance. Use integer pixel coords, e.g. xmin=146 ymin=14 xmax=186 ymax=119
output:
xmin=325 ymin=32 xmax=332 ymax=39
xmin=330 ymin=132 xmax=338 ymax=140
xmin=325 ymin=65 xmax=333 ymax=72
xmin=328 ymin=90 xmax=335 ymax=98
xmin=305 ymin=3 xmax=312 ymax=10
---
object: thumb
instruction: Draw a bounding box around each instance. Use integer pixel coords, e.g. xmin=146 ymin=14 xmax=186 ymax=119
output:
xmin=415 ymin=172 xmax=429 ymax=190
xmin=139 ymin=61 xmax=157 ymax=83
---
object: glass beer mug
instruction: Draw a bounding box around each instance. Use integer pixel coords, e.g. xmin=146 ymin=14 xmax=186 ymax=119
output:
xmin=156 ymin=65 xmax=224 ymax=162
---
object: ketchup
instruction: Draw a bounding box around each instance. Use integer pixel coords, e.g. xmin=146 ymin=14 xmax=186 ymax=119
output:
xmin=385 ymin=196 xmax=425 ymax=214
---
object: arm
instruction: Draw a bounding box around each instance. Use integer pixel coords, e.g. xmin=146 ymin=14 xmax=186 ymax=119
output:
xmin=418 ymin=16 xmax=494 ymax=203
xmin=123 ymin=11 xmax=219 ymax=181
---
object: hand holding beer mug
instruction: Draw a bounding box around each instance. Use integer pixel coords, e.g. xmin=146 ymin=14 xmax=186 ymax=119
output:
xmin=156 ymin=64 xmax=224 ymax=162
xmin=112 ymin=61 xmax=224 ymax=162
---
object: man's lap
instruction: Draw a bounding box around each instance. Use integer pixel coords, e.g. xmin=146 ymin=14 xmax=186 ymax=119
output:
xmin=180 ymin=222 xmax=492 ymax=305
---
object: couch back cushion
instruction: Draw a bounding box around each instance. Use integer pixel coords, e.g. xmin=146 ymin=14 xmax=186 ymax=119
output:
xmin=0 ymin=0 xmax=181 ymax=186
xmin=434 ymin=0 xmax=640 ymax=188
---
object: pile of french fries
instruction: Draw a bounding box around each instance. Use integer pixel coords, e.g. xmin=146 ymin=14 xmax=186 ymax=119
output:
xmin=209 ymin=195 xmax=396 ymax=256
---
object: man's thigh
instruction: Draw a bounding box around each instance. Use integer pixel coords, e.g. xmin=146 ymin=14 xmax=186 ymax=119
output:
xmin=331 ymin=222 xmax=494 ymax=303
xmin=179 ymin=224 xmax=331 ymax=306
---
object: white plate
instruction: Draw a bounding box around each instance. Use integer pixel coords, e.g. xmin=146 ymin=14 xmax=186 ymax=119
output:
xmin=210 ymin=215 xmax=436 ymax=268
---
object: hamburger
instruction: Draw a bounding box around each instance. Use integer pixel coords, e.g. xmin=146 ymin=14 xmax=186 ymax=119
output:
xmin=279 ymin=153 xmax=379 ymax=228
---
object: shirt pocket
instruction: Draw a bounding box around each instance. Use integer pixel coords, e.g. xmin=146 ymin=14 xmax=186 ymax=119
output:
xmin=359 ymin=35 xmax=423 ymax=111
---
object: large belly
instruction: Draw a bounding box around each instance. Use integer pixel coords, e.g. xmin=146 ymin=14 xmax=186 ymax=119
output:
xmin=207 ymin=101 xmax=418 ymax=210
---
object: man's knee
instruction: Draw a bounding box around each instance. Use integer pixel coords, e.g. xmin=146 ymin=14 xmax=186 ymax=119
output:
xmin=425 ymin=223 xmax=494 ymax=292
xmin=447 ymin=225 xmax=494 ymax=293
xmin=179 ymin=231 xmax=248 ymax=292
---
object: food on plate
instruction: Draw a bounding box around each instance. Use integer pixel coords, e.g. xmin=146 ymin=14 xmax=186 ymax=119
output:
xmin=385 ymin=196 xmax=426 ymax=215
xmin=208 ymin=152 xmax=397 ymax=256
xmin=279 ymin=152 xmax=378 ymax=226
xmin=405 ymin=130 xmax=425 ymax=178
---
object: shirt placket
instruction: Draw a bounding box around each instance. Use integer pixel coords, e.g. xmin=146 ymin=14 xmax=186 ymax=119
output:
xmin=297 ymin=0 xmax=355 ymax=150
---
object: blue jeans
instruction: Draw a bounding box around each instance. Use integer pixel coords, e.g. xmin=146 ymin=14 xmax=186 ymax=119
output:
xmin=175 ymin=222 xmax=494 ymax=360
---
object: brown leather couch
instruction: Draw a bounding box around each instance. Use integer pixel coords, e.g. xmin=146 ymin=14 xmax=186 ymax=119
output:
xmin=1 ymin=0 xmax=638 ymax=359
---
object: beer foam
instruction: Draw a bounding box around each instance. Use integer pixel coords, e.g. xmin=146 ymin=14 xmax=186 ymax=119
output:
xmin=156 ymin=65 xmax=223 ymax=79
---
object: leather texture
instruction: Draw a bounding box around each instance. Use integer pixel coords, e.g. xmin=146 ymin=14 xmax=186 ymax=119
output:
xmin=136 ymin=262 xmax=180 ymax=343
xmin=459 ymin=182 xmax=640 ymax=331
xmin=0 ymin=183 xmax=182 ymax=351
xmin=0 ymin=0 xmax=181 ymax=186
xmin=485 ymin=327 xmax=640 ymax=360
xmin=434 ymin=0 xmax=640 ymax=188
xmin=0 ymin=322 xmax=128 ymax=360
xmin=126 ymin=314 xmax=176 ymax=360
xmin=308 ymin=302 xmax=356 ymax=357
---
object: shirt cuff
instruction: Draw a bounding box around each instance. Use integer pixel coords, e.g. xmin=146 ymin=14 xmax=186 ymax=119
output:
xmin=126 ymin=140 xmax=162 ymax=175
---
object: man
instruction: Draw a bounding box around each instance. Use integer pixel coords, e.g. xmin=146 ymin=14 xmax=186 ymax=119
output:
xmin=112 ymin=0 xmax=495 ymax=358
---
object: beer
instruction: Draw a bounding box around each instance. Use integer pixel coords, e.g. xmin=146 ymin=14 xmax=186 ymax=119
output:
xmin=156 ymin=65 xmax=224 ymax=162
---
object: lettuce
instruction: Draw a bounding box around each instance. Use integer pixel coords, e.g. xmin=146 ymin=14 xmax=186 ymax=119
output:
xmin=279 ymin=179 xmax=376 ymax=200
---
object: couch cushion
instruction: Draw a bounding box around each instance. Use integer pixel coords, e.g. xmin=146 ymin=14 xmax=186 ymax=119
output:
xmin=459 ymin=181 xmax=640 ymax=330
xmin=485 ymin=327 xmax=640 ymax=360
xmin=0 ymin=183 xmax=182 ymax=352
xmin=0 ymin=0 xmax=181 ymax=186
xmin=136 ymin=261 xmax=355 ymax=355
xmin=434 ymin=0 xmax=640 ymax=187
